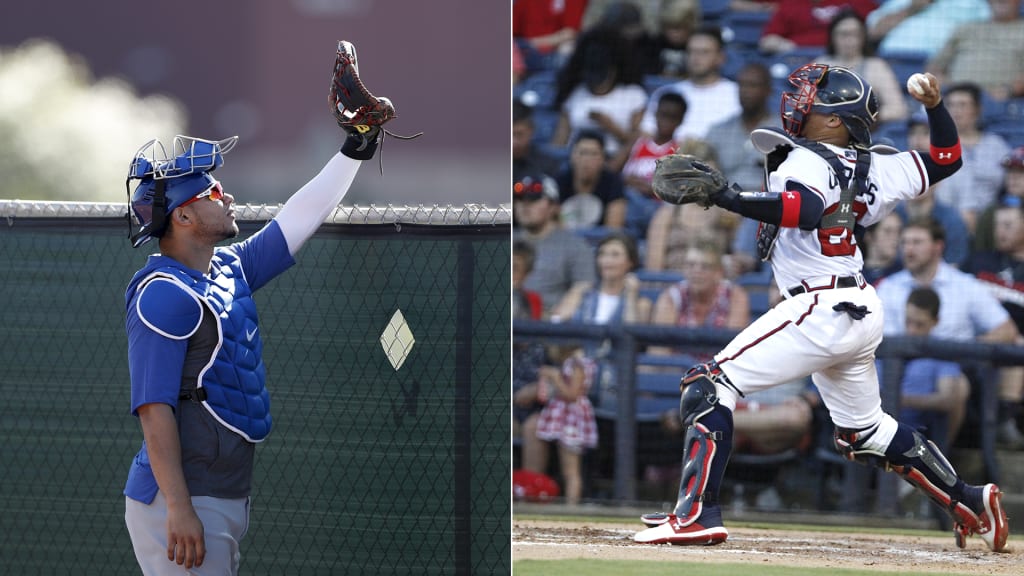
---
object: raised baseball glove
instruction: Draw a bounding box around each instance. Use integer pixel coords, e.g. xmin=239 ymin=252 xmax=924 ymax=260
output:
xmin=330 ymin=40 xmax=396 ymax=137
xmin=651 ymin=154 xmax=730 ymax=208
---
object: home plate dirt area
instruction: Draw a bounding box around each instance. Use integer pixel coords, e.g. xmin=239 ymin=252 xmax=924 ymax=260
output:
xmin=513 ymin=520 xmax=1020 ymax=574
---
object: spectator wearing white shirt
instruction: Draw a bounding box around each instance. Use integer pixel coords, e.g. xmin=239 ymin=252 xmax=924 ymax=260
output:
xmin=639 ymin=25 xmax=740 ymax=143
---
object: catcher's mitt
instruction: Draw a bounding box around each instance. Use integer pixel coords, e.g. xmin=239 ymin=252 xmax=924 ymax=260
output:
xmin=330 ymin=40 xmax=396 ymax=136
xmin=651 ymin=154 xmax=729 ymax=208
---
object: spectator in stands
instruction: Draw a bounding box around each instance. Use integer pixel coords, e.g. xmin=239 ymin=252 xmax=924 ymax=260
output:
xmin=974 ymin=147 xmax=1024 ymax=253
xmin=581 ymin=1 xmax=661 ymax=82
xmin=813 ymin=9 xmax=908 ymax=124
xmin=866 ymin=0 xmax=990 ymax=58
xmin=514 ymin=240 xmax=544 ymax=321
xmin=512 ymin=341 xmax=549 ymax=475
xmin=643 ymin=141 xmax=741 ymax=272
xmin=876 ymin=217 xmax=1022 ymax=448
xmin=513 ymin=0 xmax=589 ymax=73
xmin=862 ymin=212 xmax=904 ymax=285
xmin=552 ymin=232 xmax=651 ymax=326
xmin=645 ymin=0 xmax=703 ymax=78
xmin=512 ymin=244 xmax=551 ymax=474
xmin=513 ymin=100 xmax=564 ymax=184
xmin=757 ymin=0 xmax=877 ymax=54
xmin=514 ymin=42 xmax=527 ymax=86
xmin=555 ymin=129 xmax=627 ymax=230
xmin=896 ymin=286 xmax=971 ymax=452
xmin=646 ymin=240 xmax=751 ymax=360
xmin=930 ymin=83 xmax=1011 ymax=234
xmin=878 ymin=217 xmax=1018 ymax=341
xmin=640 ymin=25 xmax=741 ymax=142
xmin=703 ymin=62 xmax=783 ymax=277
xmin=965 ymin=203 xmax=1024 ymax=449
xmin=894 ymin=193 xmax=970 ymax=269
xmin=926 ymin=0 xmax=1024 ymax=100
xmin=612 ymin=91 xmax=686 ymax=240
xmin=551 ymin=28 xmax=648 ymax=157
xmin=535 ymin=343 xmax=600 ymax=505
xmin=513 ymin=170 xmax=596 ymax=317
xmin=730 ymin=0 xmax=778 ymax=11
xmin=582 ymin=0 xmax=665 ymax=36
xmin=552 ymin=232 xmax=652 ymax=404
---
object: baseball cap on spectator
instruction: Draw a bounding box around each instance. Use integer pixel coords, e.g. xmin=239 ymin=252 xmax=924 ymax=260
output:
xmin=1002 ymin=147 xmax=1024 ymax=169
xmin=513 ymin=171 xmax=559 ymax=202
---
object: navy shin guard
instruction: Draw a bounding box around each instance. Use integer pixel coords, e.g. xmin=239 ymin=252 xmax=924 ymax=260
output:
xmin=672 ymin=402 xmax=733 ymax=523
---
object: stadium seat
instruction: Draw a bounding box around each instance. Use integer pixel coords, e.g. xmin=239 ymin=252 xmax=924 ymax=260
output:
xmin=700 ymin=0 xmax=731 ymax=24
xmin=988 ymin=120 xmax=1024 ymax=148
xmin=514 ymin=69 xmax=559 ymax=110
xmin=736 ymin=269 xmax=773 ymax=316
xmin=722 ymin=47 xmax=763 ymax=81
xmin=530 ymin=108 xmax=561 ymax=145
xmin=873 ymin=120 xmax=908 ymax=150
xmin=879 ymin=50 xmax=929 ymax=89
xmin=635 ymin=268 xmax=685 ymax=284
xmin=722 ymin=11 xmax=772 ymax=50
xmin=643 ymin=74 xmax=678 ymax=95
xmin=635 ymin=372 xmax=687 ymax=421
xmin=637 ymin=353 xmax=698 ymax=370
xmin=575 ymin=225 xmax=614 ymax=246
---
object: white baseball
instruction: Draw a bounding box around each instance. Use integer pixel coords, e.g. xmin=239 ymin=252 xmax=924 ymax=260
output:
xmin=907 ymin=73 xmax=929 ymax=96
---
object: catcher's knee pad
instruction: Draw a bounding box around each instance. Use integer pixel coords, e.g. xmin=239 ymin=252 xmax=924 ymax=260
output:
xmin=680 ymin=361 xmax=739 ymax=423
xmin=832 ymin=412 xmax=898 ymax=466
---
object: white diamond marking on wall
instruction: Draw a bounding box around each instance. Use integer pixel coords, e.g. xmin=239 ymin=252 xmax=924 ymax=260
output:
xmin=380 ymin=309 xmax=415 ymax=371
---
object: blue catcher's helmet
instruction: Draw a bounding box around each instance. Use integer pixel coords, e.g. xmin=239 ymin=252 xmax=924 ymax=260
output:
xmin=127 ymin=135 xmax=238 ymax=248
xmin=781 ymin=64 xmax=879 ymax=146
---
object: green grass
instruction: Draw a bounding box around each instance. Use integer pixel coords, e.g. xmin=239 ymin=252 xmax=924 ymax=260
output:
xmin=513 ymin=560 xmax=982 ymax=576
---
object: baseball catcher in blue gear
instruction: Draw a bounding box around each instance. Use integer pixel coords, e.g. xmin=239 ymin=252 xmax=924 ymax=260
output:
xmin=123 ymin=40 xmax=406 ymax=575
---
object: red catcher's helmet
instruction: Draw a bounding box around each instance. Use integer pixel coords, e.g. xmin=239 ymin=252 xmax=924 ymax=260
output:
xmin=512 ymin=469 xmax=561 ymax=502
xmin=781 ymin=63 xmax=879 ymax=146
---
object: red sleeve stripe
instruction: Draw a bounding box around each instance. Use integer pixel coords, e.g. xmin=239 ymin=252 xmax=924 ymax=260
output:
xmin=930 ymin=141 xmax=961 ymax=165
xmin=780 ymin=190 xmax=802 ymax=227
xmin=910 ymin=150 xmax=929 ymax=196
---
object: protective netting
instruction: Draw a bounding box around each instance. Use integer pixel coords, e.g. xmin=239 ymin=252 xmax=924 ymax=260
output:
xmin=0 ymin=202 xmax=511 ymax=575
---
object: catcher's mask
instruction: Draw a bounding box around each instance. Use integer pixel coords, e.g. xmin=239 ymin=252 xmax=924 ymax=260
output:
xmin=126 ymin=135 xmax=238 ymax=248
xmin=781 ymin=63 xmax=879 ymax=146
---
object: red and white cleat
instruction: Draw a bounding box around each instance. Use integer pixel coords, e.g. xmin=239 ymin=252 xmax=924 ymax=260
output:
xmin=634 ymin=513 xmax=728 ymax=546
xmin=975 ymin=484 xmax=1009 ymax=552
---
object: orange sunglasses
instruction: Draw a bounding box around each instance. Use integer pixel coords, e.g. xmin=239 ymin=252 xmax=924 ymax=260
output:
xmin=180 ymin=182 xmax=224 ymax=208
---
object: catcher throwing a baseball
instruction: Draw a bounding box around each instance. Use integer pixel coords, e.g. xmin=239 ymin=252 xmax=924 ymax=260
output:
xmin=123 ymin=41 xmax=396 ymax=574
xmin=634 ymin=65 xmax=1010 ymax=552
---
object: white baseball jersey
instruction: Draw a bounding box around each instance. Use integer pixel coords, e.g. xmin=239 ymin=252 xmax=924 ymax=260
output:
xmin=712 ymin=140 xmax=932 ymax=431
xmin=767 ymin=144 xmax=929 ymax=290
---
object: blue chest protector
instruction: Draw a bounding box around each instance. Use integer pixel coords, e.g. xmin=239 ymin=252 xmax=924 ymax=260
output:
xmin=134 ymin=253 xmax=271 ymax=442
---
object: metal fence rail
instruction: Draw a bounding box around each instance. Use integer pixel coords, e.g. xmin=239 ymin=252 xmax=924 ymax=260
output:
xmin=513 ymin=320 xmax=1024 ymax=505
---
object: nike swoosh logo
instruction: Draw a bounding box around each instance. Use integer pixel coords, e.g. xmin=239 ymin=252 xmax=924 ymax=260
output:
xmin=246 ymin=327 xmax=258 ymax=342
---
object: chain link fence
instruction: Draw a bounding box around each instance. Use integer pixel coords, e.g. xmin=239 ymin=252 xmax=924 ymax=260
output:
xmin=0 ymin=201 xmax=511 ymax=575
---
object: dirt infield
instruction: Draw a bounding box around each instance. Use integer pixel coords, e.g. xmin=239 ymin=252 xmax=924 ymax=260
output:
xmin=513 ymin=519 xmax=1020 ymax=574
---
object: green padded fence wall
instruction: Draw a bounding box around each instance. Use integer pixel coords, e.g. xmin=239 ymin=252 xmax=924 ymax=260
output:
xmin=0 ymin=202 xmax=511 ymax=575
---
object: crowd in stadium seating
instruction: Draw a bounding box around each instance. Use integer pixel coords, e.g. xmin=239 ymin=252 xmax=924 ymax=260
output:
xmin=513 ymin=0 xmax=1024 ymax=506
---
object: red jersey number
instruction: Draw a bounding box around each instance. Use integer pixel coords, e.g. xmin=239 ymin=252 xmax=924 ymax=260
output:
xmin=818 ymin=226 xmax=857 ymax=257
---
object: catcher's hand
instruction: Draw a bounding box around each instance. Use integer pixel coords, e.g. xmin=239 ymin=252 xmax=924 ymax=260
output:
xmin=330 ymin=40 xmax=396 ymax=137
xmin=651 ymin=154 xmax=729 ymax=208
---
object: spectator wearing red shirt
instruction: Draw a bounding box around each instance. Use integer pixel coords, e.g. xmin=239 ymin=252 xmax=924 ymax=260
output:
xmin=514 ymin=0 xmax=589 ymax=72
xmin=759 ymin=0 xmax=877 ymax=54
